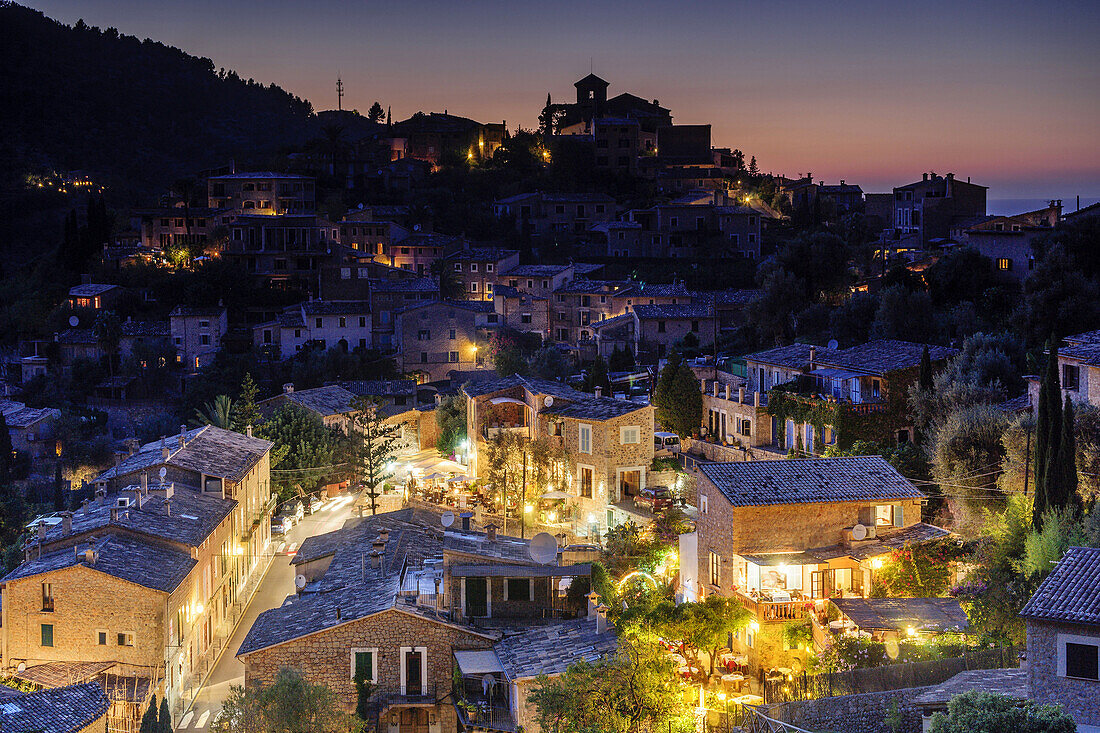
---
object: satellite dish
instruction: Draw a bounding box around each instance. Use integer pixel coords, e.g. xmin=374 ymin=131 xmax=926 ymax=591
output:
xmin=851 ymin=523 xmax=868 ymax=541
xmin=529 ymin=532 xmax=558 ymax=564
xmin=295 ymin=574 xmax=307 ymax=590
xmin=159 ymin=467 xmax=167 ymax=480
xmin=543 ymin=395 xmax=554 ymax=408
xmin=68 ymin=315 xmax=80 ymax=327
xmin=441 ymin=510 xmax=455 ymax=528
xmin=827 ymin=339 xmax=839 ymax=350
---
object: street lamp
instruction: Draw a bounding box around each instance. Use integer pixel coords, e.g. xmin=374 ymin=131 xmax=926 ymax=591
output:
xmin=717 ymin=691 xmax=728 ymax=732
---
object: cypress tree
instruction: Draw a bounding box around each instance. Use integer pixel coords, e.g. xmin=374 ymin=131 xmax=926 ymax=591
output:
xmin=158 ymin=694 xmax=172 ymax=732
xmin=139 ymin=694 xmax=159 ymax=733
xmin=1033 ymin=340 xmax=1059 ymax=528
xmin=1050 ymin=396 xmax=1079 ymax=514
xmin=0 ymin=412 xmax=12 ymax=486
xmin=918 ymin=345 xmax=933 ymax=392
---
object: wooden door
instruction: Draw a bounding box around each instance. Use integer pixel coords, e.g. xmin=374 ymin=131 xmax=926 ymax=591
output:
xmin=399 ymin=708 xmax=429 ymax=733
xmin=405 ymin=649 xmax=423 ymax=697
xmin=465 ymin=577 xmax=487 ymax=617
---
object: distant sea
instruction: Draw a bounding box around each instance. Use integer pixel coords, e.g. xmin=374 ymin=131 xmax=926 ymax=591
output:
xmin=987 ymin=197 xmax=1100 ymax=216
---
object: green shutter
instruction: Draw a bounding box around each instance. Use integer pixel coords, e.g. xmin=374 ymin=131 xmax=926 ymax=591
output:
xmin=354 ymin=650 xmax=372 ymax=680
xmin=894 ymin=504 xmax=904 ymax=527
xmin=41 ymin=624 xmax=53 ymax=647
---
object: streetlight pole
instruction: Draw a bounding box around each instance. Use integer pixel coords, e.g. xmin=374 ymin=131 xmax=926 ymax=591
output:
xmin=521 ymin=449 xmax=527 ymax=540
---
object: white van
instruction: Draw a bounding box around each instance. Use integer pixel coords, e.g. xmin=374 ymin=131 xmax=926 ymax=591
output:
xmin=654 ymin=431 xmax=681 ymax=455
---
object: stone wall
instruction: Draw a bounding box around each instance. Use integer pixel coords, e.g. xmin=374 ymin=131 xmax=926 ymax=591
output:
xmin=766 ymin=686 xmax=928 ymax=733
xmin=1026 ymin=619 xmax=1100 ymax=727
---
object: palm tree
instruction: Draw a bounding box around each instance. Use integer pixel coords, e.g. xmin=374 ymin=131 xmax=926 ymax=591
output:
xmin=193 ymin=395 xmax=236 ymax=429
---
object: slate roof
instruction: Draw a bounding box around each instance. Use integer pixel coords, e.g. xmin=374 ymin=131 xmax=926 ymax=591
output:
xmin=541 ymin=193 xmax=615 ymax=203
xmin=1020 ymin=546 xmax=1100 ymax=625
xmin=371 ymin=277 xmax=439 ymax=293
xmin=336 ymin=379 xmax=417 ymax=397
xmin=624 ymin=281 xmax=691 ymax=298
xmin=292 ymin=507 xmax=448 ymax=567
xmin=93 ymin=425 xmax=272 ymax=484
xmin=32 ymin=485 xmax=236 ymax=549
xmin=825 ymin=522 xmax=953 ymax=561
xmin=1060 ymin=342 xmax=1100 ymax=367
xmin=554 ymin=279 xmax=631 ymax=294
xmin=502 ymin=264 xmax=572 ymax=277
xmin=445 ymin=247 xmax=518 ymax=261
xmin=300 ymin=300 xmax=371 ymax=315
xmin=913 ymin=668 xmax=1028 ymax=707
xmin=208 ymin=171 xmax=311 ymax=180
xmin=818 ymin=340 xmax=958 ymax=375
xmin=461 ymin=375 xmax=588 ymax=401
xmin=693 ymin=289 xmax=762 ymax=307
xmin=56 ymin=328 xmax=98 ymax=345
xmin=0 ymin=401 xmax=59 ymax=428
xmin=632 ymin=303 xmax=712 ymax=320
xmin=444 ymin=529 xmax=547 ymax=564
xmin=742 ymin=343 xmax=828 ymax=369
xmin=698 ymin=456 xmax=924 ymax=507
xmin=397 ymin=299 xmax=495 ymax=315
xmin=1066 ymin=329 xmax=1100 ymax=345
xmin=831 ymin=598 xmax=969 ymax=632
xmin=268 ymin=386 xmax=359 ymax=417
xmin=169 ymin=304 xmax=227 ymax=318
xmin=2 ymin=534 xmax=195 ymax=593
xmin=68 ymin=283 xmax=118 ymax=297
xmin=590 ymin=313 xmax=634 ymax=331
xmin=0 ymin=682 xmax=110 ymax=733
xmin=541 ymin=396 xmax=648 ymax=421
xmin=495 ymin=617 xmax=618 ymax=681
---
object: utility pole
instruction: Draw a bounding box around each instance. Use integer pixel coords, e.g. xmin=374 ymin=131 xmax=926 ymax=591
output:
xmin=336 ymin=75 xmax=344 ymax=111
xmin=1023 ymin=420 xmax=1032 ymax=497
xmin=521 ymin=449 xmax=528 ymax=540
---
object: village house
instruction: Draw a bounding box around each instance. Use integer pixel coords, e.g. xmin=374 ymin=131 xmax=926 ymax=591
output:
xmin=257 ymin=383 xmax=360 ymax=432
xmin=626 ymin=197 xmax=762 ymax=260
xmin=551 ymin=279 xmax=633 ymax=345
xmin=169 ymin=304 xmax=228 ymax=371
xmin=890 ymin=172 xmax=987 ymax=248
xmin=493 ymin=284 xmax=551 ymax=340
xmin=370 ymin=277 xmax=440 ymax=350
xmin=132 ymin=205 xmax=233 ymax=252
xmin=1 ymin=425 xmax=274 ymax=722
xmin=697 ymin=378 xmax=778 ymax=460
xmin=817 ymin=181 xmax=865 ymax=216
xmin=493 ymin=192 xmax=615 ymax=237
xmin=1020 ymin=545 xmax=1100 ymax=730
xmin=497 ymin=263 xmax=577 ymax=301
xmin=745 ymin=340 xmax=957 ymax=449
xmin=391 ymin=112 xmax=506 ymax=167
xmin=394 ymin=301 xmax=499 ymax=382
xmin=338 ymin=210 xmax=410 ymax=259
xmin=549 ymin=73 xmax=672 ymax=139
xmin=319 ymin=246 xmax=420 ymax=301
xmin=253 ymin=300 xmax=372 ymax=358
xmin=0 ymin=400 xmax=61 ymax=458
xmin=444 ymin=247 xmax=521 ymax=301
xmin=206 ymin=171 xmax=316 ymax=215
xmin=954 ymin=201 xmax=1061 ymax=281
xmin=463 ymin=375 xmax=654 ymax=537
xmin=338 ymin=379 xmax=433 ymax=454
xmin=222 ymin=214 xmax=340 ymax=292
xmin=1027 ymin=329 xmax=1100 ymax=414
xmin=680 ymin=456 xmax=949 ymax=672
xmin=632 ymin=303 xmax=716 ymax=362
xmin=67 ymin=283 xmax=121 ymax=312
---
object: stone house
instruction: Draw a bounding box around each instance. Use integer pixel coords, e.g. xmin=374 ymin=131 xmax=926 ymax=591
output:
xmin=590 ymin=220 xmax=644 ymax=257
xmin=253 ymin=300 xmax=373 ymax=358
xmin=169 ymin=304 xmax=228 ymax=371
xmin=492 ymin=285 xmax=550 ymax=340
xmin=394 ymin=300 xmax=499 ymax=382
xmin=206 ymin=171 xmax=315 ymax=214
xmin=222 ymin=214 xmax=340 ymax=292
xmin=1020 ymin=545 xmax=1100 ymax=730
xmin=1026 ymin=328 xmax=1100 ymax=413
xmin=257 ymin=384 xmax=360 ymax=433
xmin=745 ymin=340 xmax=957 ymax=449
xmin=632 ymin=303 xmax=716 ymax=363
xmin=493 ymin=192 xmax=615 ymax=237
xmin=891 ymin=172 xmax=987 ymax=248
xmin=550 ymin=279 xmax=633 ymax=344
xmin=697 ymin=379 xmax=777 ymax=458
xmin=497 ymin=263 xmax=577 ymax=301
xmin=463 ymin=375 xmax=654 ymax=538
xmin=444 ymin=247 xmax=521 ymax=301
xmin=67 ymin=284 xmax=121 ymax=312
xmin=954 ymin=201 xmax=1061 ymax=281
xmin=681 ymin=456 xmax=950 ymax=671
xmin=2 ymin=425 xmax=273 ymax=720
xmin=337 ymin=212 xmax=409 ymax=260
xmin=370 ymin=277 xmax=441 ymax=350
xmin=0 ymin=400 xmax=61 ymax=458
xmin=132 ymin=205 xmax=232 ymax=252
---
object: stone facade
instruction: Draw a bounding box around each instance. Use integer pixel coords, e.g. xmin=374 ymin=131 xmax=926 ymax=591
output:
xmin=767 ymin=686 xmax=927 ymax=733
xmin=395 ymin=302 xmax=497 ymax=381
xmin=240 ymin=607 xmax=496 ymax=731
xmin=1026 ymin=618 xmax=1100 ymax=727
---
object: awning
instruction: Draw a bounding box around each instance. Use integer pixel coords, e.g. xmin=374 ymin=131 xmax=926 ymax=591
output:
xmin=809 ymin=368 xmax=862 ymax=381
xmin=489 ymin=397 xmax=528 ymax=406
xmin=451 ymin=563 xmax=592 ymax=578
xmin=541 ymin=490 xmax=570 ymax=500
xmin=454 ymin=650 xmax=504 ymax=676
xmin=739 ymin=552 xmax=819 ymax=567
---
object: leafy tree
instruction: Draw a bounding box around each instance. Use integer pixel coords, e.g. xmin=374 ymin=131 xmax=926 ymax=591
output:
xmin=530 ymin=345 xmax=572 ymax=381
xmin=353 ymin=670 xmax=373 ymax=720
xmin=211 ymin=667 xmax=364 ymax=733
xmin=1015 ymin=245 xmax=1100 ymax=348
xmin=929 ymin=690 xmax=1075 ymax=733
xmin=256 ymin=405 xmax=346 ymax=501
xmin=528 ymin=633 xmax=692 ymax=733
xmin=938 ymin=332 xmax=1025 ymax=395
xmin=829 ymin=291 xmax=878 ymax=347
xmin=236 ymin=373 xmax=261 ymax=431
xmin=923 ymin=247 xmax=996 ymax=306
xmin=583 ymin=355 xmax=612 ymax=395
xmin=430 ymin=259 xmax=465 ymax=301
xmin=140 ymin=694 xmax=159 ymax=733
xmin=919 ymin=345 xmax=933 ymax=393
xmin=350 ymin=397 xmax=400 ymax=515
xmin=366 ymin=101 xmax=384 ymax=123
xmin=435 ymin=392 xmax=466 ymax=457
xmin=747 ymin=268 xmax=806 ymax=345
xmin=654 ymin=356 xmax=702 ymax=438
xmin=1022 ymin=506 xmax=1088 ymax=579
xmin=607 ymin=345 xmax=635 ymax=372
xmin=640 ymin=595 xmax=750 ymax=675
xmin=193 ymin=394 xmax=236 ymax=429
xmin=869 ymin=284 xmax=937 ymax=343
xmin=92 ymin=309 xmax=122 ymax=376
xmin=928 ymin=404 xmax=1009 ymax=523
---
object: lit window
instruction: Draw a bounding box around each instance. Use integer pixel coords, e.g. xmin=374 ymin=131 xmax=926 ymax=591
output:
xmin=997 ymin=258 xmax=1012 ymax=271
xmin=709 ymin=551 xmax=720 ymax=587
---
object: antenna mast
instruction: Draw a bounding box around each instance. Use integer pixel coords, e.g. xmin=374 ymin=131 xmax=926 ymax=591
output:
xmin=337 ymin=74 xmax=344 ymax=111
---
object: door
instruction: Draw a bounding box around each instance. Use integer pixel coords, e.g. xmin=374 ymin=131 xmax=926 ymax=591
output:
xmin=399 ymin=708 xmax=429 ymax=733
xmin=810 ymin=571 xmax=824 ymax=599
xmin=465 ymin=577 xmax=488 ymax=617
xmin=405 ymin=649 xmax=423 ymax=697
xmin=619 ymin=470 xmax=641 ymax=499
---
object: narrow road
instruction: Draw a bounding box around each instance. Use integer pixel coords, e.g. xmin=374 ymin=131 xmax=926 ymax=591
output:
xmin=176 ymin=494 xmax=358 ymax=731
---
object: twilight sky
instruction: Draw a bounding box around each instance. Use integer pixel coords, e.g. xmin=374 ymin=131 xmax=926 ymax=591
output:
xmin=26 ymin=0 xmax=1100 ymax=200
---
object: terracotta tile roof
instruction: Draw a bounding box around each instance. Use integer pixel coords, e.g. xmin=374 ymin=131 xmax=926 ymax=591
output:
xmin=1020 ymin=546 xmax=1100 ymax=625
xmin=494 ymin=617 xmax=618 ymax=681
xmin=698 ymin=456 xmax=924 ymax=507
xmin=0 ymin=681 xmax=109 ymax=733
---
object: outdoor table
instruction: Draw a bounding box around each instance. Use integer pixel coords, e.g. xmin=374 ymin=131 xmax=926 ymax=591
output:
xmin=721 ymin=673 xmax=745 ymax=693
xmin=735 ymin=694 xmax=764 ymax=706
xmin=776 ymin=666 xmax=792 ymax=677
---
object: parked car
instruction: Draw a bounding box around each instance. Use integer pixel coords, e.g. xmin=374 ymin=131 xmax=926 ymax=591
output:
xmin=307 ymin=496 xmax=324 ymax=514
xmin=654 ymin=431 xmax=681 ymax=455
xmin=287 ymin=500 xmax=305 ymax=523
xmin=634 ymin=486 xmax=673 ymax=513
xmin=271 ymin=515 xmax=292 ymax=535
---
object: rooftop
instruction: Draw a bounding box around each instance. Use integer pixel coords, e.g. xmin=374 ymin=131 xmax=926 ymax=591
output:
xmin=265 ymin=385 xmax=359 ymax=418
xmin=169 ymin=304 xmax=227 ymax=318
xmin=336 ymin=379 xmax=417 ymax=397
xmin=461 ymin=375 xmax=588 ymax=402
xmin=495 ymin=617 xmax=618 ymax=681
xmin=0 ymin=400 xmax=59 ymax=429
xmin=632 ymin=303 xmax=712 ymax=320
xmin=300 ymin=300 xmax=371 ymax=316
xmin=503 ymin=264 xmax=572 ymax=277
xmin=0 ymin=681 xmax=110 ymax=733
xmin=541 ymin=396 xmax=649 ymax=421
xmin=742 ymin=343 xmax=827 ymax=370
xmin=208 ymin=171 xmax=312 ymax=180
xmin=445 ymin=247 xmax=518 ymax=261
xmin=371 ymin=277 xmax=440 ymax=293
xmin=93 ymin=425 xmax=272 ymax=485
xmin=68 ymin=283 xmax=118 ymax=297
xmin=698 ymin=456 xmax=924 ymax=508
xmin=555 ymin=279 xmax=631 ymax=294
xmin=913 ymin=668 xmax=1028 ymax=708
xmin=818 ymin=340 xmax=958 ymax=375
xmin=1020 ymin=546 xmax=1100 ymax=626
xmin=830 ymin=597 xmax=968 ymax=632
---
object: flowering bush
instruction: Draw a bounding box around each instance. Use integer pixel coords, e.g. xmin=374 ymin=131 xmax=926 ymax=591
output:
xmin=811 ymin=633 xmax=981 ymax=672
xmin=874 ymin=539 xmax=966 ymax=597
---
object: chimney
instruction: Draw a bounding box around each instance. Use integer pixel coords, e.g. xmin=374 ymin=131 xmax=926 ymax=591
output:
xmin=378 ymin=528 xmax=390 ymax=543
xmin=160 ymin=437 xmax=168 ymax=461
xmin=127 ymin=439 xmax=137 ymax=456
xmin=922 ymin=172 xmax=929 ymax=182
xmin=754 ymin=391 xmax=761 ymax=408
xmin=84 ymin=547 xmax=97 ymax=565
xmin=587 ymin=590 xmax=599 ymax=618
xmin=283 ymin=383 xmax=295 ymax=394
xmin=37 ymin=522 xmax=47 ymax=543
xmin=369 ymin=550 xmax=382 ymax=569
xmin=178 ymin=426 xmax=187 ymax=449
xmin=60 ymin=511 xmax=73 ymax=537
xmin=738 ymin=387 xmax=745 ymax=403
xmin=246 ymin=424 xmax=253 ymax=438
xmin=461 ymin=512 xmax=472 ymax=532
xmin=485 ymin=522 xmax=498 ymax=542
xmin=140 ymin=472 xmax=148 ymax=493
xmin=110 ymin=506 xmax=120 ymax=522
xmin=840 ymin=179 xmax=845 ymax=186
xmin=596 ymin=603 xmax=610 ymax=633
xmin=336 ymin=606 xmax=342 ymax=620
xmin=945 ymin=172 xmax=954 ymax=197
xmin=809 ymin=346 xmax=816 ymax=369
xmin=724 ymin=384 xmax=731 ymax=400
xmin=594 ymin=387 xmax=602 ymax=398
xmin=372 ymin=535 xmax=386 ymax=554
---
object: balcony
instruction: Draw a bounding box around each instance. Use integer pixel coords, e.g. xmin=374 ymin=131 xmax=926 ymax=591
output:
xmin=240 ymin=494 xmax=277 ymax=543
xmin=735 ymin=590 xmax=807 ymax=622
xmin=454 ymin=672 xmax=515 ymax=732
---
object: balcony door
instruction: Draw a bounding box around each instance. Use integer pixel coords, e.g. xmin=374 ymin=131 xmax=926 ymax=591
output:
xmin=465 ymin=577 xmax=488 ymax=617
xmin=405 ymin=649 xmax=423 ymax=696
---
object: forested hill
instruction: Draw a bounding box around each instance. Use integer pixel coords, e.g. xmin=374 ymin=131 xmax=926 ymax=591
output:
xmin=0 ymin=2 xmax=316 ymax=193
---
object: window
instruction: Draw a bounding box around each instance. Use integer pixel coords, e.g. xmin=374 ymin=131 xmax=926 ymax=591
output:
xmin=521 ymin=314 xmax=532 ymax=324
xmin=1063 ymin=639 xmax=1099 ymax=680
xmin=420 ymin=352 xmax=428 ymax=363
xmin=449 ymin=351 xmax=459 ymax=363
xmin=41 ymin=624 xmax=53 ymax=647
xmin=351 ymin=648 xmax=378 ymax=683
xmin=700 ymin=495 xmax=708 ymax=514
xmin=691 ymin=320 xmax=700 ymax=333
xmin=997 ymin=258 xmax=1012 ymax=271
xmin=470 ymin=282 xmax=479 ymax=293
xmin=579 ymin=465 xmax=594 ymax=498
xmin=658 ymin=321 xmax=666 ymax=333
xmin=359 ymin=317 xmax=366 ymax=328
xmin=454 ymin=263 xmax=462 ymax=271
xmin=470 ymin=263 xmax=478 ymax=272
xmin=96 ymin=630 xmax=108 ymax=646
xmin=738 ymin=418 xmax=752 ymax=437
xmin=41 ymin=582 xmax=53 ymax=612
xmin=315 ymin=317 xmax=323 ymax=328
xmin=709 ymin=552 xmax=720 ymax=587
xmin=1063 ymin=364 xmax=1080 ymax=391
xmin=486 ymin=263 xmax=494 ymax=273
xmin=449 ymin=329 xmax=456 ymax=340
xmin=620 ymin=426 xmax=640 ymax=444
xmin=339 ymin=316 xmax=346 ymax=328
xmin=200 ymin=334 xmax=210 ymax=345
xmin=418 ymin=329 xmax=431 ymax=341
xmin=505 ymin=578 xmax=532 ymax=601
xmin=579 ymin=424 xmax=592 ymax=454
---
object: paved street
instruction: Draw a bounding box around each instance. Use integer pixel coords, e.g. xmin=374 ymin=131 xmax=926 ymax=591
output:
xmin=175 ymin=494 xmax=358 ymax=731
